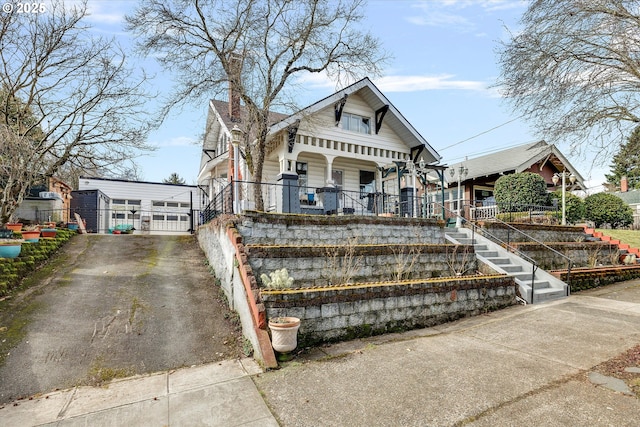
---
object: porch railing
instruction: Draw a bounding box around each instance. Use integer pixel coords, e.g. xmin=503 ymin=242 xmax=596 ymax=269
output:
xmin=200 ymin=179 xmax=564 ymax=228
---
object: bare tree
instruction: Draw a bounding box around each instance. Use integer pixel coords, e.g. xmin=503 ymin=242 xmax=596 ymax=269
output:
xmin=0 ymin=124 xmax=42 ymax=223
xmin=0 ymin=0 xmax=152 ymax=224
xmin=496 ymin=0 xmax=640 ymax=157
xmin=126 ymin=0 xmax=387 ymax=210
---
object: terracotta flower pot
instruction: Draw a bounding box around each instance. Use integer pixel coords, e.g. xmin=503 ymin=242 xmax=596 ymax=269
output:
xmin=5 ymin=223 xmax=23 ymax=232
xmin=41 ymin=228 xmax=57 ymax=238
xmin=21 ymin=230 xmax=41 ymax=242
xmin=268 ymin=317 xmax=301 ymax=353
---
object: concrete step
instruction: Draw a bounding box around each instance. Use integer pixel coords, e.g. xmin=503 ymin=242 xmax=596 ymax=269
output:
xmin=513 ymin=272 xmax=537 ymax=282
xmin=501 ymin=264 xmax=524 ymax=273
xmin=533 ymin=287 xmax=567 ymax=303
xmin=456 ymin=238 xmax=476 ymax=245
xmin=476 ymin=251 xmax=498 ymax=258
xmin=446 ymin=232 xmax=467 ymax=239
xmin=532 ymin=281 xmax=551 ymax=290
xmin=474 ymin=245 xmax=488 ymax=251
xmin=485 ymin=257 xmax=511 ymax=265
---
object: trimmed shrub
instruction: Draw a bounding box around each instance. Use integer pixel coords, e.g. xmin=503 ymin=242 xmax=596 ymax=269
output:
xmin=584 ymin=193 xmax=633 ymax=228
xmin=494 ymin=172 xmax=549 ymax=211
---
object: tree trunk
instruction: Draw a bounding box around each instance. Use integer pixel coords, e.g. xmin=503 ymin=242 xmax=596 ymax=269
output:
xmin=252 ymin=126 xmax=268 ymax=211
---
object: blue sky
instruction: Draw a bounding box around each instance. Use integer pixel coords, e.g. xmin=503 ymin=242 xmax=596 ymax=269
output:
xmin=85 ymin=0 xmax=608 ymax=191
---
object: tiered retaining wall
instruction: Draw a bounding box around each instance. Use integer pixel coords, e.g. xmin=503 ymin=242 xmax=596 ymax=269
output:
xmin=510 ymin=241 xmax=619 ymax=270
xmin=261 ymin=275 xmax=516 ymax=346
xmin=476 ymin=222 xmax=586 ymax=243
xmin=247 ymin=243 xmax=477 ymax=287
xmin=552 ymin=265 xmax=640 ymax=292
xmin=236 ymin=211 xmax=445 ymax=245
xmin=0 ymin=229 xmax=76 ymax=296
xmin=197 ymin=213 xmax=517 ymax=362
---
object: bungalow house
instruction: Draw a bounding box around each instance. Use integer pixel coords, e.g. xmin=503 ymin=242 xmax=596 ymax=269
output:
xmin=440 ymin=140 xmax=586 ymax=218
xmin=197 ymin=77 xmax=446 ymax=218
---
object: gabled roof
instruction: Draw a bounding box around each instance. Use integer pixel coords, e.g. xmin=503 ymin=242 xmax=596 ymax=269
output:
xmin=269 ymin=77 xmax=441 ymax=163
xmin=202 ymin=77 xmax=442 ymax=177
xmin=446 ymin=141 xmax=586 ymax=189
xmin=614 ymin=190 xmax=640 ymax=205
xmin=210 ymin=100 xmax=288 ymax=131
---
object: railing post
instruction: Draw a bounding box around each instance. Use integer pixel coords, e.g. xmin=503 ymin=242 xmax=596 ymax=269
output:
xmin=566 ymin=261 xmax=572 ymax=296
xmin=531 ymin=265 xmax=537 ymax=304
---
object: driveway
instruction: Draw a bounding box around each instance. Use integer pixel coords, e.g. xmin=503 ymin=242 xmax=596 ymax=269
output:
xmin=0 ymin=234 xmax=243 ymax=404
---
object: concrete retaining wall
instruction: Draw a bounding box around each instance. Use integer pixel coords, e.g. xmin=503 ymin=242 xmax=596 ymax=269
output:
xmin=236 ymin=212 xmax=445 ymax=246
xmin=477 ymin=222 xmax=586 ymax=243
xmin=197 ymin=213 xmax=516 ymax=359
xmin=247 ymin=244 xmax=477 ymax=287
xmin=261 ymin=276 xmax=516 ymax=345
xmin=552 ymin=265 xmax=640 ymax=292
xmin=511 ymin=241 xmax=619 ymax=270
xmin=197 ymin=220 xmax=274 ymax=367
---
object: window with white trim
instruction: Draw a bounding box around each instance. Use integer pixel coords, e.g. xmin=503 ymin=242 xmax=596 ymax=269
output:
xmin=341 ymin=113 xmax=371 ymax=134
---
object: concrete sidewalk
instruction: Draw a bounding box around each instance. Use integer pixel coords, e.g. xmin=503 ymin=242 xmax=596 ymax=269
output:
xmin=2 ymin=281 xmax=640 ymax=426
xmin=0 ymin=358 xmax=277 ymax=426
xmin=255 ymin=281 xmax=640 ymax=426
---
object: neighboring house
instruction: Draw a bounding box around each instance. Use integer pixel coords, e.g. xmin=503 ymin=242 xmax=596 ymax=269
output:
xmin=74 ymin=177 xmax=203 ymax=234
xmin=13 ymin=177 xmax=73 ymax=224
xmin=198 ymin=77 xmax=445 ymax=217
xmin=441 ymin=141 xmax=586 ymax=217
xmin=612 ymin=176 xmax=640 ymax=228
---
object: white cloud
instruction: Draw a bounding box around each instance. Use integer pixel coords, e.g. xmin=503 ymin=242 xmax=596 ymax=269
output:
xmin=406 ymin=11 xmax=472 ymax=29
xmin=408 ymin=0 xmax=527 ymax=31
xmin=83 ymin=1 xmax=127 ymax=25
xmin=375 ymin=75 xmax=487 ymax=92
xmin=295 ymin=72 xmax=489 ymax=94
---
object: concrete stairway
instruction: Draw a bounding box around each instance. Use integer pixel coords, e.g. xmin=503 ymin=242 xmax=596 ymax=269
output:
xmin=445 ymin=228 xmax=568 ymax=304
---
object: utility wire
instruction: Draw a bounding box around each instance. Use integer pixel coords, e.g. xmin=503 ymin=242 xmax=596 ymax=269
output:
xmin=438 ymin=116 xmax=523 ymax=152
xmin=445 ymin=139 xmax=539 ymax=163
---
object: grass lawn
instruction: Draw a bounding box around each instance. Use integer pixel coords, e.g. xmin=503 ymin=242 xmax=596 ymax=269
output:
xmin=596 ymin=229 xmax=640 ymax=248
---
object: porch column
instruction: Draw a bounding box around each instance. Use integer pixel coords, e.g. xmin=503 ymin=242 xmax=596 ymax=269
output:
xmin=324 ymin=155 xmax=336 ymax=186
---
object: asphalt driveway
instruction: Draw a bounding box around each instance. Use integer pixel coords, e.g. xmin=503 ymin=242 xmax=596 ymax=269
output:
xmin=0 ymin=234 xmax=243 ymax=404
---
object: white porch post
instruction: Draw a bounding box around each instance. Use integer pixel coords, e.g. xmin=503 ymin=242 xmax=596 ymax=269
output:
xmin=324 ymin=155 xmax=336 ymax=186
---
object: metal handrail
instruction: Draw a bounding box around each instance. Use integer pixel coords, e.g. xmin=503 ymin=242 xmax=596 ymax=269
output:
xmin=436 ymin=202 xmax=541 ymax=303
xmin=339 ymin=190 xmax=370 ymax=214
xmin=480 ymin=209 xmax=572 ymax=293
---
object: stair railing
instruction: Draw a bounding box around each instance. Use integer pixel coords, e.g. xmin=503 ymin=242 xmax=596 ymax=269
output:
xmin=485 ymin=214 xmax=573 ymax=295
xmin=436 ymin=202 xmax=541 ymax=304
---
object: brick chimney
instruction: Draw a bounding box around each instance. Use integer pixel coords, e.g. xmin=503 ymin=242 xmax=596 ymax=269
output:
xmin=621 ymin=175 xmax=629 ymax=192
xmin=228 ymin=53 xmax=242 ymax=122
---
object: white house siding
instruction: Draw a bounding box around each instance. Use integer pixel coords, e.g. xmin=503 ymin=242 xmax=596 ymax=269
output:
xmin=78 ymin=178 xmax=202 ymax=234
xmin=288 ymin=96 xmax=411 ymax=180
xmin=305 ymin=94 xmax=412 ymax=156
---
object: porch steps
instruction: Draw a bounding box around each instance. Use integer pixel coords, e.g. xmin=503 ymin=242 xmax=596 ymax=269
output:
xmin=445 ymin=228 xmax=568 ymax=304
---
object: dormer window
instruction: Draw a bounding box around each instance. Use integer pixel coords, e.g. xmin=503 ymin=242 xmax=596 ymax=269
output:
xmin=342 ymin=112 xmax=371 ymax=134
